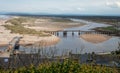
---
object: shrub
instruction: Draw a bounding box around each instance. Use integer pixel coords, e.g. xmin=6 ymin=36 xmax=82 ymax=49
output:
xmin=1 ymin=60 xmax=118 ymax=73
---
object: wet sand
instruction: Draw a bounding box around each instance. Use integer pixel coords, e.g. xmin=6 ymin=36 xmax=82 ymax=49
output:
xmin=80 ymin=34 xmax=111 ymax=43
xmin=19 ymin=35 xmax=60 ymax=46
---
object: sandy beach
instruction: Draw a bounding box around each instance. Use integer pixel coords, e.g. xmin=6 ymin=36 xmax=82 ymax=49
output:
xmin=0 ymin=16 xmax=85 ymax=47
xmin=0 ymin=18 xmax=60 ymax=47
xmin=80 ymin=34 xmax=111 ymax=43
xmin=22 ymin=17 xmax=85 ymax=31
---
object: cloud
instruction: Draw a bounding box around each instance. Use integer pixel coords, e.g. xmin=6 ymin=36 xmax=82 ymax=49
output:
xmin=106 ymin=1 xmax=120 ymax=8
xmin=59 ymin=8 xmax=72 ymax=11
xmin=0 ymin=0 xmax=120 ymax=15
xmin=77 ymin=7 xmax=85 ymax=11
xmin=116 ymin=1 xmax=120 ymax=6
xmin=49 ymin=7 xmax=85 ymax=12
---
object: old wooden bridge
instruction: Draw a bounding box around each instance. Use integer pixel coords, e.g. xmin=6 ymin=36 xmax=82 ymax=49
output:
xmin=46 ymin=30 xmax=115 ymax=37
xmin=0 ymin=36 xmax=22 ymax=58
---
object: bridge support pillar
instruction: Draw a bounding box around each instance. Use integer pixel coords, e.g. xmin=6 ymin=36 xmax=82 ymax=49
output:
xmin=57 ymin=32 xmax=59 ymax=36
xmin=72 ymin=31 xmax=74 ymax=36
xmin=63 ymin=31 xmax=67 ymax=37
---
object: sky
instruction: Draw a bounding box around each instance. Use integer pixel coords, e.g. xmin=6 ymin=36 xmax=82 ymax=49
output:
xmin=0 ymin=0 xmax=120 ymax=15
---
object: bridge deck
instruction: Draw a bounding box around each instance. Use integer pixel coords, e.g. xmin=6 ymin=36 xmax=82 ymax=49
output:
xmin=0 ymin=36 xmax=22 ymax=58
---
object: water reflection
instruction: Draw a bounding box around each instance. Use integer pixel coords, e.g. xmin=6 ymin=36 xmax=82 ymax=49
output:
xmin=63 ymin=31 xmax=67 ymax=37
xmin=0 ymin=19 xmax=120 ymax=55
xmin=15 ymin=35 xmax=119 ymax=56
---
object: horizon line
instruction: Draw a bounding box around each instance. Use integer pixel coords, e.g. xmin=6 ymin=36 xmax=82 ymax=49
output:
xmin=0 ymin=12 xmax=120 ymax=17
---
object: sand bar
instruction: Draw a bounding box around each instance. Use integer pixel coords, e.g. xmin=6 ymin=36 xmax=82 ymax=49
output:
xmin=80 ymin=34 xmax=111 ymax=43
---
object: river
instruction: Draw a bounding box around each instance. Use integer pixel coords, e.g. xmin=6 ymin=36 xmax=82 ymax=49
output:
xmin=0 ymin=16 xmax=119 ymax=56
xmin=19 ymin=19 xmax=120 ymax=56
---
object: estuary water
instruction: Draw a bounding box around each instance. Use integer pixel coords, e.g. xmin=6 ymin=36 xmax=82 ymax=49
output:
xmin=20 ymin=19 xmax=120 ymax=55
xmin=0 ymin=17 xmax=119 ymax=55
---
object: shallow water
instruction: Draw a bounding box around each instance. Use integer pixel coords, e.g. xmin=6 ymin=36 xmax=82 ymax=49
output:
xmin=0 ymin=18 xmax=120 ymax=55
xmin=66 ymin=19 xmax=110 ymax=31
xmin=19 ymin=19 xmax=120 ymax=55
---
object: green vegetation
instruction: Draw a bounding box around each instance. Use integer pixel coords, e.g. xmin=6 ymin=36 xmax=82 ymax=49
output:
xmin=5 ymin=17 xmax=27 ymax=25
xmin=95 ymin=26 xmax=120 ymax=35
xmin=84 ymin=18 xmax=119 ymax=25
xmin=5 ymin=17 xmax=36 ymax=25
xmin=4 ymin=25 xmax=51 ymax=36
xmin=0 ymin=60 xmax=118 ymax=73
xmin=4 ymin=17 xmax=50 ymax=36
xmin=84 ymin=18 xmax=120 ymax=34
xmin=101 ymin=26 xmax=119 ymax=32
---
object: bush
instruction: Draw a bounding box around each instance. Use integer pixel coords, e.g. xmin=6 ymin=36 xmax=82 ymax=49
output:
xmin=1 ymin=60 xmax=118 ymax=73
